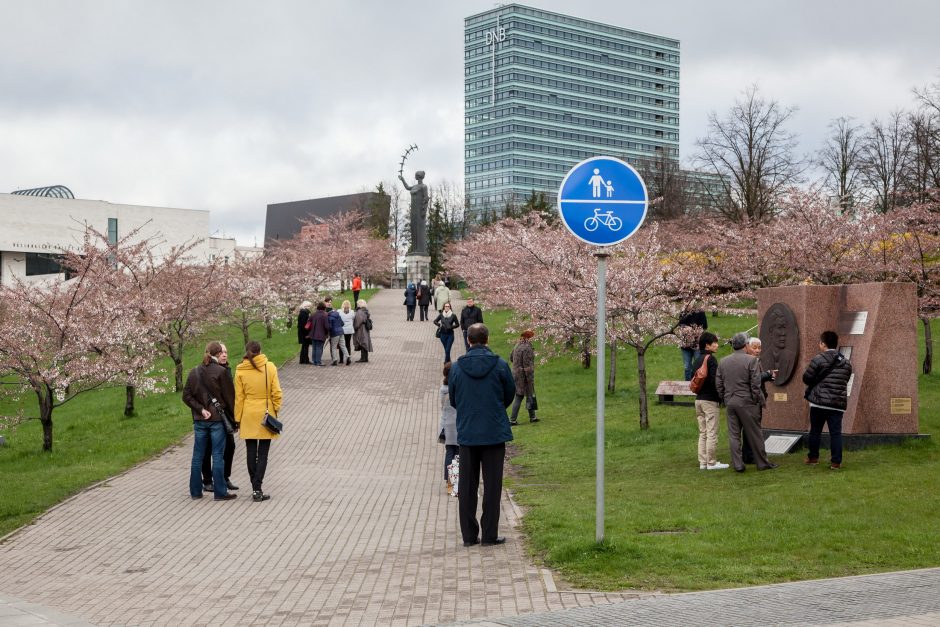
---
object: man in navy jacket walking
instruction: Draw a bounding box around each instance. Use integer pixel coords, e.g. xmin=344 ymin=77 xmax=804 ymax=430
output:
xmin=449 ymin=323 xmax=515 ymax=547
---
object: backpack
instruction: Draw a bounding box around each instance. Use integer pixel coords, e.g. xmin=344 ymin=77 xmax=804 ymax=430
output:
xmin=689 ymin=354 xmax=711 ymax=394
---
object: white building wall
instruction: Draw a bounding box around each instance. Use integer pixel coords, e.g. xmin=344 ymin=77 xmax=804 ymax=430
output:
xmin=0 ymin=194 xmax=218 ymax=286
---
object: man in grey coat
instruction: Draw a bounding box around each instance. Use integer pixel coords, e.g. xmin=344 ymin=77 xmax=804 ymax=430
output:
xmin=716 ymin=333 xmax=777 ymax=472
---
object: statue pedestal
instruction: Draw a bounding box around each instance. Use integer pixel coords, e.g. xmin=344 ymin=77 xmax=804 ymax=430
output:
xmin=405 ymin=254 xmax=431 ymax=287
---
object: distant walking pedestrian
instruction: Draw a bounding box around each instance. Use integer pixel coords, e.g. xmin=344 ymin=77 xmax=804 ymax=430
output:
xmin=434 ymin=302 xmax=460 ymax=363
xmin=234 ymin=341 xmax=282 ymax=502
xmin=509 ymin=330 xmax=539 ymax=425
xmin=434 ymin=281 xmax=451 ymax=313
xmin=183 ymin=341 xmax=237 ymax=501
xmin=353 ymin=299 xmax=373 ymax=362
xmin=716 ymin=333 xmax=776 ymax=472
xmin=449 ymin=323 xmax=515 ymax=547
xmin=339 ymin=300 xmax=355 ymax=358
xmin=417 ymin=280 xmax=432 ymax=321
xmin=439 ymin=362 xmax=458 ymax=495
xmin=459 ymin=297 xmax=484 ymax=351
xmin=803 ymin=330 xmax=852 ymax=470
xmin=404 ymin=283 xmax=417 ymax=321
xmin=351 ymin=273 xmax=362 ymax=307
xmin=297 ymin=301 xmax=312 ymax=364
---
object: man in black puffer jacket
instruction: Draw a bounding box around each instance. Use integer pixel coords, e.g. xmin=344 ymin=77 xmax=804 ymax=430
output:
xmin=802 ymin=330 xmax=852 ymax=469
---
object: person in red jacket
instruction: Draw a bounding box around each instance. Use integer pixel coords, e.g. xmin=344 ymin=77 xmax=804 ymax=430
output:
xmin=352 ymin=273 xmax=363 ymax=308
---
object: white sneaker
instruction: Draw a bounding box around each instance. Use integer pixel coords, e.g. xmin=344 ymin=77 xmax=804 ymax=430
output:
xmin=707 ymin=462 xmax=729 ymax=470
xmin=699 ymin=464 xmax=707 ymax=470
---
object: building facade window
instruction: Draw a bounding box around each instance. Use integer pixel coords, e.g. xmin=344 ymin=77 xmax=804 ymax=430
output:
xmin=108 ymin=218 xmax=118 ymax=245
xmin=25 ymin=253 xmax=64 ymax=276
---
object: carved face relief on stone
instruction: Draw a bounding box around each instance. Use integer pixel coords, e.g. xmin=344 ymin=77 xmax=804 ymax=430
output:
xmin=759 ymin=303 xmax=799 ymax=386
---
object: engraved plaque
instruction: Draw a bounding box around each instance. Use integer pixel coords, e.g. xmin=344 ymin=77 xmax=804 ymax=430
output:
xmin=838 ymin=346 xmax=852 ymax=361
xmin=765 ymin=435 xmax=802 ymax=455
xmin=890 ymin=397 xmax=912 ymax=414
xmin=837 ymin=311 xmax=868 ymax=335
xmin=773 ymin=392 xmax=788 ymax=402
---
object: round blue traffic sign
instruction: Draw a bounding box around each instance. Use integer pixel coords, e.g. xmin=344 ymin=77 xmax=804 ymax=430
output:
xmin=557 ymin=156 xmax=649 ymax=246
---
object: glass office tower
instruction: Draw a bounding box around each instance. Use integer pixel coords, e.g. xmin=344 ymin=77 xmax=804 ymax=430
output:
xmin=464 ymin=4 xmax=680 ymax=219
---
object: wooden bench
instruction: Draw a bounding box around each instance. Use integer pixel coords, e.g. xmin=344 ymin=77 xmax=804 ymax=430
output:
xmin=655 ymin=380 xmax=696 ymax=405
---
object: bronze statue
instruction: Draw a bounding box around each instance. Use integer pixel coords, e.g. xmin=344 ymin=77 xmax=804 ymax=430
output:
xmin=397 ymin=145 xmax=428 ymax=255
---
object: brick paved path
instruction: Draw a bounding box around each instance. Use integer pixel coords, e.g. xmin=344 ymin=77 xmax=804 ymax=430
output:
xmin=0 ymin=289 xmax=635 ymax=626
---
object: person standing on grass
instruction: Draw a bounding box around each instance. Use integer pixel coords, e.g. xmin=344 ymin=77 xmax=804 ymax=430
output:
xmin=742 ymin=337 xmax=776 ymax=465
xmin=439 ymin=361 xmax=459 ymax=495
xmin=297 ymin=301 xmax=312 ymax=365
xmin=449 ymin=323 xmax=515 ymax=547
xmin=677 ymin=308 xmax=708 ymax=381
xmin=353 ymin=299 xmax=373 ymax=362
xmin=802 ymin=330 xmax=852 ymax=470
xmin=433 ymin=302 xmax=460 ymax=363
xmin=339 ymin=300 xmax=356 ymax=359
xmin=508 ymin=330 xmax=538 ymax=425
xmin=351 ymin=273 xmax=362 ymax=308
xmin=417 ymin=280 xmax=432 ymax=321
xmin=716 ymin=332 xmax=777 ymax=473
xmin=183 ymin=341 xmax=237 ymax=501
xmin=201 ymin=343 xmax=239 ymax=492
xmin=234 ymin=341 xmax=281 ymax=502
xmin=691 ymin=332 xmax=727 ymax=470
xmin=459 ymin=297 xmax=484 ymax=351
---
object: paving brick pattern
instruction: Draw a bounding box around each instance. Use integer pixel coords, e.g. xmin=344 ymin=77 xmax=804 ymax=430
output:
xmin=449 ymin=566 xmax=940 ymax=626
xmin=0 ymin=289 xmax=636 ymax=626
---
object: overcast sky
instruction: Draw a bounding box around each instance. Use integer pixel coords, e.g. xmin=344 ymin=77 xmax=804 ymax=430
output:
xmin=1 ymin=1 xmax=937 ymax=245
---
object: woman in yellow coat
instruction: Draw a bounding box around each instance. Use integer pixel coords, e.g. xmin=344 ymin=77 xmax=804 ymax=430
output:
xmin=234 ymin=341 xmax=282 ymax=502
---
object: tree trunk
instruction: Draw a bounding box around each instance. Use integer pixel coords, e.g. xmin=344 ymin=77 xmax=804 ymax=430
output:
xmin=637 ymin=348 xmax=649 ymax=430
xmin=124 ymin=385 xmax=136 ymax=417
xmin=265 ymin=313 xmax=273 ymax=339
xmin=241 ymin=312 xmax=251 ymax=347
xmin=607 ymin=337 xmax=617 ymax=393
xmin=581 ymin=336 xmax=591 ymax=369
xmin=923 ymin=317 xmax=933 ymax=375
xmin=285 ymin=306 xmax=294 ymax=329
xmin=174 ymin=359 xmax=184 ymax=392
xmin=38 ymin=388 xmax=54 ymax=451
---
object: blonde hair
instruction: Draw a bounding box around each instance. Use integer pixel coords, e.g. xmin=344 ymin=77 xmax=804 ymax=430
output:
xmin=300 ymin=300 xmax=312 ymax=309
xmin=357 ymin=299 xmax=367 ymax=308
xmin=342 ymin=299 xmax=351 ymax=311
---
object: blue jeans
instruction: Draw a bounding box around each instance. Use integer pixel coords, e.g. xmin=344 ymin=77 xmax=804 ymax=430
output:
xmin=681 ymin=347 xmax=700 ymax=381
xmin=807 ymin=407 xmax=844 ymax=464
xmin=191 ymin=420 xmax=226 ymax=498
xmin=312 ymin=339 xmax=325 ymax=365
xmin=440 ymin=333 xmax=454 ymax=363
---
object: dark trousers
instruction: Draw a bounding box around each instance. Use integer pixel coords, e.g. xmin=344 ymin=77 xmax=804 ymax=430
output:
xmin=726 ymin=402 xmax=772 ymax=470
xmin=419 ymin=305 xmax=429 ymax=321
xmin=444 ymin=444 xmax=459 ymax=482
xmin=344 ymin=334 xmax=352 ymax=356
xmin=245 ymin=439 xmax=272 ymax=492
xmin=202 ymin=431 xmax=235 ymax=482
xmin=299 ymin=339 xmax=312 ymax=364
xmin=463 ymin=329 xmax=470 ymax=352
xmin=807 ymin=407 xmax=844 ymax=464
xmin=458 ymin=443 xmax=505 ymax=544
xmin=406 ymin=305 xmax=416 ymax=321
xmin=353 ymin=290 xmax=360 ymax=306
xmin=359 ymin=348 xmax=369 ymax=362
xmin=440 ymin=333 xmax=454 ymax=363
xmin=742 ymin=409 xmax=763 ymax=464
xmin=510 ymin=393 xmax=536 ymax=422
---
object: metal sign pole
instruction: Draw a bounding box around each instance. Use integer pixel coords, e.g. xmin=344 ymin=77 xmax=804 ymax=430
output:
xmin=594 ymin=248 xmax=609 ymax=543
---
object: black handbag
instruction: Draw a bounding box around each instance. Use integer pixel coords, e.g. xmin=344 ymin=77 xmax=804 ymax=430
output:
xmin=262 ymin=364 xmax=283 ymax=435
xmin=435 ymin=326 xmax=443 ymax=338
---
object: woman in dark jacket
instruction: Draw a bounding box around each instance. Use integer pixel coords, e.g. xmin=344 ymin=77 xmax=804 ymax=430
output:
xmin=691 ymin=332 xmax=728 ymax=470
xmin=307 ymin=302 xmax=330 ymax=366
xmin=182 ymin=341 xmax=238 ymax=500
xmin=433 ymin=302 xmax=461 ymax=363
xmin=353 ymin=300 xmax=373 ymax=362
xmin=509 ymin=330 xmax=538 ymax=424
xmin=416 ymin=280 xmax=432 ymax=321
xmin=297 ymin=301 xmax=312 ymax=364
xmin=404 ymin=283 xmax=417 ymax=321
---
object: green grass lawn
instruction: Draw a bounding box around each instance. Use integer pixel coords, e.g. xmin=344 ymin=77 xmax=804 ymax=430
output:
xmin=0 ymin=289 xmax=376 ymax=540
xmin=487 ymin=309 xmax=940 ymax=592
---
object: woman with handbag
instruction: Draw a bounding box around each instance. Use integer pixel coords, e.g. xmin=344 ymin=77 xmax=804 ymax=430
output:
xmin=234 ymin=341 xmax=282 ymax=502
xmin=509 ymin=330 xmax=539 ymax=425
xmin=353 ymin=299 xmax=373 ymax=363
xmin=433 ymin=302 xmax=460 ymax=363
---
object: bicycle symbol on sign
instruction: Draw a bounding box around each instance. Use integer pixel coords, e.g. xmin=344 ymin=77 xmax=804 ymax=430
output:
xmin=583 ymin=207 xmax=623 ymax=232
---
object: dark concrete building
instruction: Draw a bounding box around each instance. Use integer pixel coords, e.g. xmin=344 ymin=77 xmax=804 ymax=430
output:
xmin=264 ymin=192 xmax=389 ymax=242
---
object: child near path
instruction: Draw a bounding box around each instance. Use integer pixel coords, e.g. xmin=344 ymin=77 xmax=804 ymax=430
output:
xmin=438 ymin=362 xmax=459 ymax=495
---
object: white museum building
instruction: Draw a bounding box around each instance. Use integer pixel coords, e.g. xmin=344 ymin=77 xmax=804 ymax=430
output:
xmin=0 ymin=185 xmax=251 ymax=286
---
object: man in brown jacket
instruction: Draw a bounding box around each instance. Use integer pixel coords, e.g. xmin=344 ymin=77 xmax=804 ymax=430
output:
xmin=716 ymin=333 xmax=777 ymax=472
